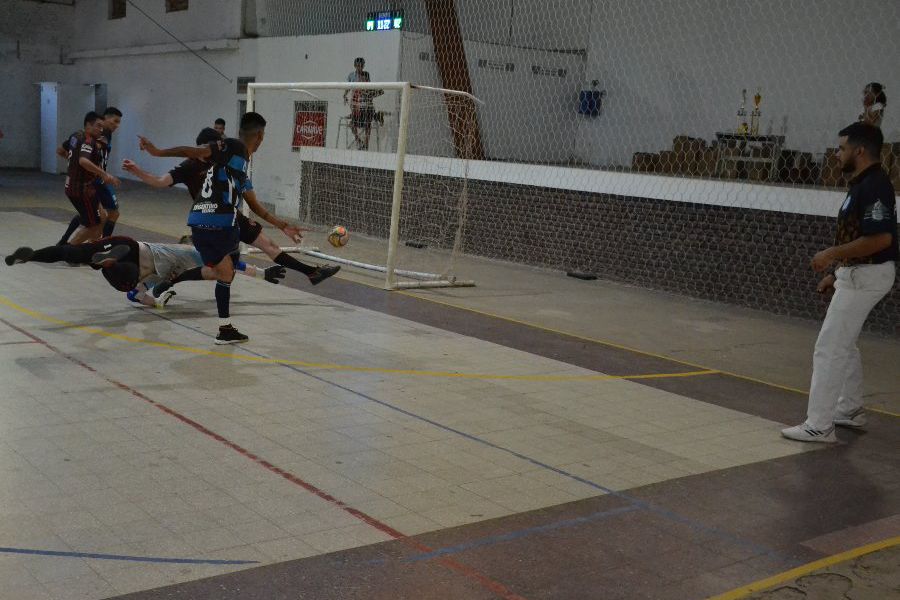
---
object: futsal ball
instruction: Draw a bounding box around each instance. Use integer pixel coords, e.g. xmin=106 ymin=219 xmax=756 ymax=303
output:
xmin=328 ymin=225 xmax=349 ymax=248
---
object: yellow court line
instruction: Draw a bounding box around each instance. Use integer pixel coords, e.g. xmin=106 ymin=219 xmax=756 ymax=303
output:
xmin=16 ymin=204 xmax=895 ymax=414
xmin=0 ymin=295 xmax=716 ymax=383
xmin=708 ymin=535 xmax=900 ymax=599
xmin=384 ymin=288 xmax=900 ymax=418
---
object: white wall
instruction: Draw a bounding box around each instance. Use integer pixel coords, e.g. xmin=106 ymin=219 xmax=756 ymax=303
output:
xmin=7 ymin=0 xmax=899 ymax=183
xmin=249 ymin=32 xmax=402 ymax=213
xmin=68 ymin=0 xmax=243 ymax=52
xmin=400 ymin=34 xmax=584 ymax=163
xmin=56 ymin=30 xmax=401 ymax=216
xmin=574 ymin=0 xmax=900 ymax=167
xmin=0 ymin=0 xmax=71 ymax=168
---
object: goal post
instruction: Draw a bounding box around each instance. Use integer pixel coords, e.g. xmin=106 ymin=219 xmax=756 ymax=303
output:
xmin=246 ymin=81 xmax=481 ymax=290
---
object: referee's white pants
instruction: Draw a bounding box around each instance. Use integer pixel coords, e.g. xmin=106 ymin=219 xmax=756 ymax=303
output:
xmin=806 ymin=261 xmax=895 ymax=430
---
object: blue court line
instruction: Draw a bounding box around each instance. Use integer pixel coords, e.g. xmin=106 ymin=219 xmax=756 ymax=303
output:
xmin=363 ymin=504 xmax=640 ymax=566
xmin=0 ymin=546 xmax=258 ymax=565
xmin=144 ymin=310 xmax=784 ymax=563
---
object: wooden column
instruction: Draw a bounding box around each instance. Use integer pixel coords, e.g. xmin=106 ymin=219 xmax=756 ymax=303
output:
xmin=424 ymin=0 xmax=485 ymax=160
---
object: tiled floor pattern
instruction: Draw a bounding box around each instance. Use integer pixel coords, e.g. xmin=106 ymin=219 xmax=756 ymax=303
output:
xmin=0 ymin=212 xmax=818 ymax=599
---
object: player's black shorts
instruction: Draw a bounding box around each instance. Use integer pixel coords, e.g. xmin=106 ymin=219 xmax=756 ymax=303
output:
xmin=83 ymin=236 xmax=141 ymax=292
xmin=95 ymin=236 xmax=141 ymax=266
xmin=66 ymin=185 xmax=101 ymax=226
xmin=191 ymin=226 xmax=240 ymax=266
xmin=237 ymin=212 xmax=263 ymax=245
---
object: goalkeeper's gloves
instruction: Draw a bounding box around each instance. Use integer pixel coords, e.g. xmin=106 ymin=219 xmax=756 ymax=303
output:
xmin=263 ymin=265 xmax=286 ymax=284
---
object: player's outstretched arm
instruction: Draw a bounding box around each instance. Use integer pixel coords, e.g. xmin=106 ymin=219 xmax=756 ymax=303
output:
xmin=122 ymin=159 xmax=173 ymax=188
xmin=138 ymin=136 xmax=211 ymax=160
xmin=243 ymin=189 xmax=304 ymax=242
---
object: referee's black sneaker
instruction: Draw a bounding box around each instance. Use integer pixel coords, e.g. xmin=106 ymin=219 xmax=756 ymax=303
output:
xmin=5 ymin=247 xmax=34 ymax=266
xmin=215 ymin=325 xmax=249 ymax=345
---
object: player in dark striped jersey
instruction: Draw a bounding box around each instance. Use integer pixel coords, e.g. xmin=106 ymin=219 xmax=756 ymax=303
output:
xmin=61 ymin=112 xmax=120 ymax=245
xmin=57 ymin=107 xmax=124 ymax=244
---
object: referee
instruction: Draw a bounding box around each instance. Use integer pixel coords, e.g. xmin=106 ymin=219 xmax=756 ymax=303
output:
xmin=782 ymin=122 xmax=898 ymax=443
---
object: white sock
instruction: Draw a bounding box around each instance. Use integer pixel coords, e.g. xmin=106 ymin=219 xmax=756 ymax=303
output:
xmin=219 ymin=318 xmax=231 ymax=328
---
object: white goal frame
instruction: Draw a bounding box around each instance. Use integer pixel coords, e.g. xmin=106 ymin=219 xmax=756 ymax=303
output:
xmin=246 ymin=81 xmax=479 ymax=290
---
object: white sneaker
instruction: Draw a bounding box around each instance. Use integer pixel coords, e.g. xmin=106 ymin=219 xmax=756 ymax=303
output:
xmin=834 ymin=408 xmax=867 ymax=429
xmin=153 ymin=289 xmax=176 ymax=309
xmin=781 ymin=423 xmax=837 ymax=443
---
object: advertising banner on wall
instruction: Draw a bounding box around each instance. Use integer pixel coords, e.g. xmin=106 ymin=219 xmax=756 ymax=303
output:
xmin=293 ymin=106 xmax=327 ymax=148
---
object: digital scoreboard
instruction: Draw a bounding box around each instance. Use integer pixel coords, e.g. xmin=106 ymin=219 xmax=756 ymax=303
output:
xmin=366 ymin=9 xmax=403 ymax=31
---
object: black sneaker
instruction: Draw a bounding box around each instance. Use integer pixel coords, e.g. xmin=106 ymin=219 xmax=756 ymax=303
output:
xmin=5 ymin=247 xmax=34 ymax=266
xmin=308 ymin=265 xmax=341 ymax=286
xmin=91 ymin=244 xmax=130 ymax=268
xmin=215 ymin=325 xmax=249 ymax=345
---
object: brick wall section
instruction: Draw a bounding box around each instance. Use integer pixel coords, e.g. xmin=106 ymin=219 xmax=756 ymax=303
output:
xmin=301 ymin=163 xmax=900 ymax=335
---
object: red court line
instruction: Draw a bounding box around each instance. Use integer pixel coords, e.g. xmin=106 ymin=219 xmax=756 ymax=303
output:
xmin=0 ymin=317 xmax=527 ymax=600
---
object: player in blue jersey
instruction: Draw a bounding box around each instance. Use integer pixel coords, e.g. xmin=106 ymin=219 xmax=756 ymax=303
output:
xmin=123 ymin=127 xmax=339 ymax=287
xmin=136 ymin=112 xmax=271 ymax=344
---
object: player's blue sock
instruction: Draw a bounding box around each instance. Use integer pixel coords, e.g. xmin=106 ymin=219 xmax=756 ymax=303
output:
xmin=236 ymin=260 xmax=248 ymax=272
xmin=215 ymin=280 xmax=231 ymax=319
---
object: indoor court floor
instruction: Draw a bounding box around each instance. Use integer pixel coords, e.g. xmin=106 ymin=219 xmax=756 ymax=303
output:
xmin=0 ymin=170 xmax=898 ymax=599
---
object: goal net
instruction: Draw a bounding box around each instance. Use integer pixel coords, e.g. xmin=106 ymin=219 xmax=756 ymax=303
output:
xmin=247 ymin=81 xmax=480 ymax=289
xmin=240 ymin=2 xmax=900 ymax=331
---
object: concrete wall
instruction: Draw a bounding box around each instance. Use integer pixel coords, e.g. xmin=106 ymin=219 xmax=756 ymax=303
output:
xmin=301 ymin=160 xmax=900 ymax=335
xmin=399 ymin=35 xmax=584 ymax=162
xmin=68 ymin=0 xmax=243 ymax=52
xmin=0 ymin=0 xmax=71 ymax=168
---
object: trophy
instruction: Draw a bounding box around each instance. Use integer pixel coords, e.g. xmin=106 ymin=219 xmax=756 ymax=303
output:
xmin=736 ymin=89 xmax=749 ymax=135
xmin=750 ymin=87 xmax=762 ymax=135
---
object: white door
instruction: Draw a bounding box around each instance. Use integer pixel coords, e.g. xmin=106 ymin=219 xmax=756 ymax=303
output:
xmin=39 ymin=83 xmax=58 ymax=174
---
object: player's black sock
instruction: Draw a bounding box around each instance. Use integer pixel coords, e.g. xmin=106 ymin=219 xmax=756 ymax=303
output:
xmin=215 ymin=280 xmax=231 ymax=318
xmin=152 ymin=266 xmax=204 ymax=297
xmin=57 ymin=216 xmax=81 ymax=245
xmin=30 ymin=246 xmax=66 ymax=263
xmin=172 ymin=266 xmax=205 ymax=284
xmin=274 ymin=251 xmax=316 ymax=276
xmin=30 ymin=244 xmax=92 ymax=264
xmin=102 ymin=219 xmax=116 ymax=237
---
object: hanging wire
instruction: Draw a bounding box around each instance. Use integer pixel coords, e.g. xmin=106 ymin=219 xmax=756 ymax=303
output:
xmin=126 ymin=0 xmax=232 ymax=83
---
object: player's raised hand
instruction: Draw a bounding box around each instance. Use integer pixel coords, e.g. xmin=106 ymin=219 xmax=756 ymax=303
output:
xmin=138 ymin=136 xmax=161 ymax=156
xmin=281 ymin=224 xmax=307 ymax=243
xmin=121 ymin=159 xmax=138 ymax=173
